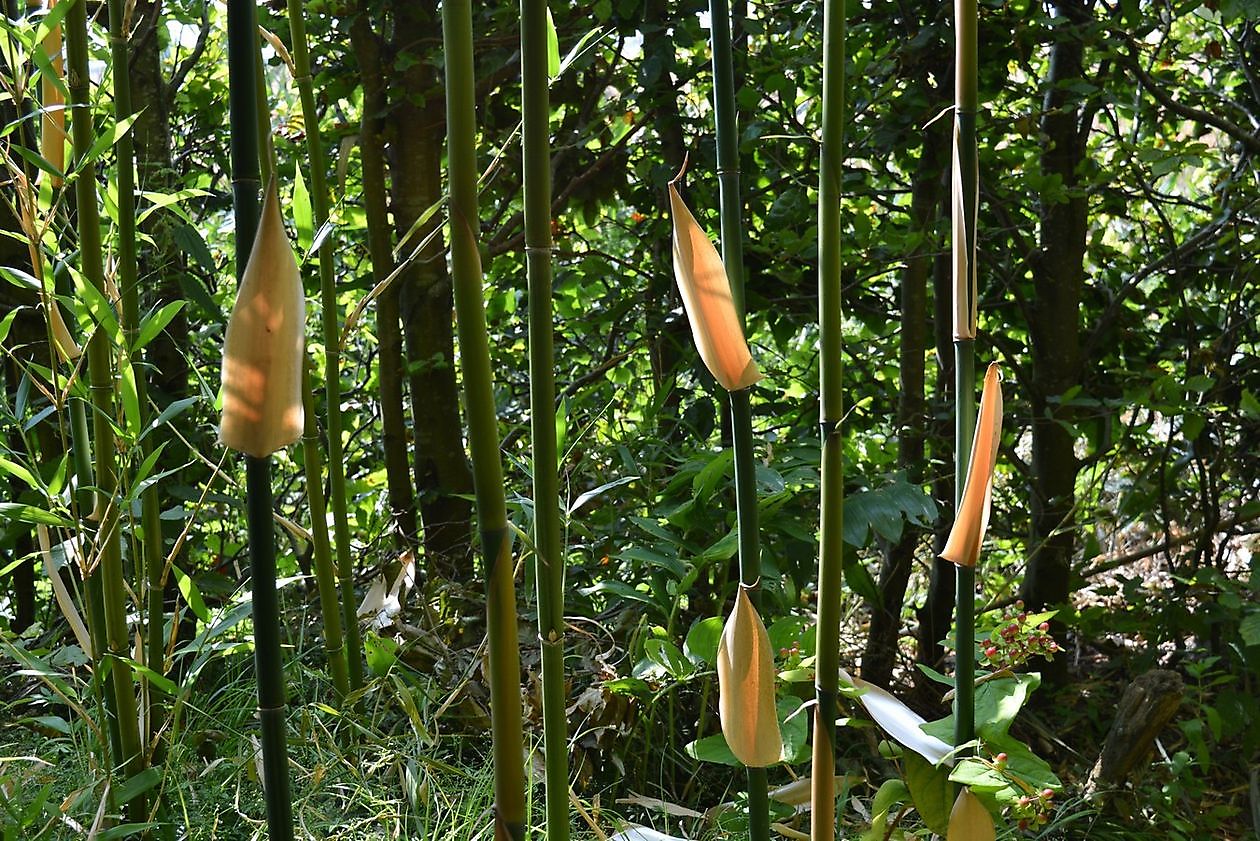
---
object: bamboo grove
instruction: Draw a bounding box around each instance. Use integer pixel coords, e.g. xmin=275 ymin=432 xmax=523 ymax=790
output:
xmin=1 ymin=0 xmax=1257 ymax=838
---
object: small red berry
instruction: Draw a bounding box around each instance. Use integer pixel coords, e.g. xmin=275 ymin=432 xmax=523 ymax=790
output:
xmin=1041 ymin=788 xmax=1055 ymax=800
xmin=1038 ymin=622 xmax=1050 ymax=631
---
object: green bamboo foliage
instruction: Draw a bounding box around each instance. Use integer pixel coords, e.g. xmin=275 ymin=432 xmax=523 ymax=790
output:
xmin=442 ymin=2 xmax=528 ymax=837
xmin=521 ymin=1 xmax=570 ymax=838
xmin=224 ymin=0 xmax=295 ymax=835
xmin=285 ymin=0 xmax=365 ymax=695
xmin=811 ymin=0 xmax=846 ymax=836
xmin=709 ymin=0 xmax=770 ymax=835
xmin=952 ymin=0 xmax=980 ymax=758
xmin=64 ymin=0 xmax=147 ymax=817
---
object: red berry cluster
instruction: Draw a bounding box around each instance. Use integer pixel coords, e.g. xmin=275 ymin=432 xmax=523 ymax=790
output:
xmin=1013 ymin=785 xmax=1056 ymax=831
xmin=981 ymin=601 xmax=1060 ymax=669
xmin=777 ymin=638 xmax=802 ymax=665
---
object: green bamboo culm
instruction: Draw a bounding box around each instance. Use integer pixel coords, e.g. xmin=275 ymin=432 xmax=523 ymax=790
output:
xmin=443 ymin=2 xmax=528 ymax=837
xmin=65 ymin=0 xmax=147 ymax=818
xmin=708 ymin=0 xmax=770 ymax=836
xmin=285 ymin=0 xmax=364 ymax=695
xmin=952 ymin=0 xmax=979 ymax=758
xmin=106 ymin=0 xmax=169 ymax=748
xmin=521 ymin=1 xmax=570 ymax=837
xmin=811 ymin=0 xmax=846 ymax=837
xmin=227 ymin=0 xmax=294 ymax=836
xmin=299 ymin=356 xmax=351 ymax=699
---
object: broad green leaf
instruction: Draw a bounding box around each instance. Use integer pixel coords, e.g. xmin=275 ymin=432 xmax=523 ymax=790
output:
xmin=684 ymin=615 xmax=723 ymax=665
xmin=904 ymin=751 xmax=952 ymax=835
xmin=644 ymin=638 xmax=693 ymax=680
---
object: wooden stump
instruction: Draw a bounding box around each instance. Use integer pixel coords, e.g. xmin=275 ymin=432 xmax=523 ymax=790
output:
xmin=1085 ymin=669 xmax=1183 ymax=800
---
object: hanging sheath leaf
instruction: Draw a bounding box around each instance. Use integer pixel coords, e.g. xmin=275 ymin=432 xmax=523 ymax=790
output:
xmin=219 ymin=176 xmax=305 ymax=457
xmin=668 ymin=180 xmax=761 ymax=392
xmin=717 ymin=587 xmax=782 ymax=767
xmin=940 ymin=362 xmax=1003 ymax=568
xmin=951 ymin=120 xmax=978 ymax=340
xmin=947 ymin=788 xmax=995 ymax=841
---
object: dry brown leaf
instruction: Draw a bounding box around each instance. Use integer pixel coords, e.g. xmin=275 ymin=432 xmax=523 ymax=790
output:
xmin=219 ymin=176 xmax=305 ymax=457
xmin=668 ymin=179 xmax=761 ymax=392
xmin=717 ymin=587 xmax=781 ymax=767
xmin=941 ymin=362 xmax=1003 ymax=567
xmin=947 ymin=788 xmax=995 ymax=841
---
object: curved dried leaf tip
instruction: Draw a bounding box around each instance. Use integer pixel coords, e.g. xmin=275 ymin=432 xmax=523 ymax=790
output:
xmin=219 ymin=177 xmax=305 ymax=457
xmin=941 ymin=362 xmax=1003 ymax=568
xmin=947 ymin=788 xmax=995 ymax=841
xmin=717 ymin=587 xmax=782 ymax=767
xmin=668 ymin=179 xmax=761 ymax=392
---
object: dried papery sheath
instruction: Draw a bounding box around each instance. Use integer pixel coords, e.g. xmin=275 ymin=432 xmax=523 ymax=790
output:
xmin=717 ymin=587 xmax=782 ymax=767
xmin=941 ymin=362 xmax=1002 ymax=567
xmin=947 ymin=788 xmax=995 ymax=841
xmin=668 ymin=178 xmax=761 ymax=392
xmin=951 ymin=120 xmax=978 ymax=340
xmin=219 ymin=176 xmax=305 ymax=457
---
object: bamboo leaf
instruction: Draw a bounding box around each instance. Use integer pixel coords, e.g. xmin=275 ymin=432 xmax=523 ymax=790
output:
xmin=36 ymin=526 xmax=92 ymax=657
xmin=717 ymin=588 xmax=782 ymax=767
xmin=545 ymin=8 xmax=560 ymax=78
xmin=132 ymin=300 xmax=185 ymax=353
xmin=941 ymin=362 xmax=1003 ymax=567
xmin=219 ymin=176 xmax=305 ymax=457
xmin=668 ymin=179 xmax=761 ymax=392
xmin=292 ymin=164 xmax=312 ymax=254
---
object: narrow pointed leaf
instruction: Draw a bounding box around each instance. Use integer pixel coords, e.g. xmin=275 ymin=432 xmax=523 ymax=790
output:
xmin=219 ymin=176 xmax=305 ymax=457
xmin=668 ymin=180 xmax=761 ymax=392
xmin=941 ymin=362 xmax=1003 ymax=567
xmin=947 ymin=788 xmax=995 ymax=841
xmin=717 ymin=588 xmax=782 ymax=767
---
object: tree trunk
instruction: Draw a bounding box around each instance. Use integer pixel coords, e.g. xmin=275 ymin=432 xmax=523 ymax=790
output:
xmin=387 ymin=0 xmax=474 ymax=580
xmin=1021 ymin=0 xmax=1090 ymax=676
xmin=350 ymin=9 xmax=420 ymax=551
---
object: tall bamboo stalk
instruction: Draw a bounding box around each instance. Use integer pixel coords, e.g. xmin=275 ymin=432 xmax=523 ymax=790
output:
xmin=811 ymin=0 xmax=846 ymax=837
xmin=443 ymin=2 xmax=527 ymax=836
xmin=299 ymin=357 xmax=351 ymax=700
xmin=521 ymin=0 xmax=568 ymax=837
xmin=708 ymin=1 xmax=769 ymax=836
xmin=65 ymin=0 xmax=146 ymax=818
xmin=106 ymin=0 xmax=168 ymax=750
xmin=227 ymin=0 xmax=294 ymax=836
xmin=952 ymin=0 xmax=979 ymax=757
xmin=285 ymin=0 xmax=363 ymax=694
